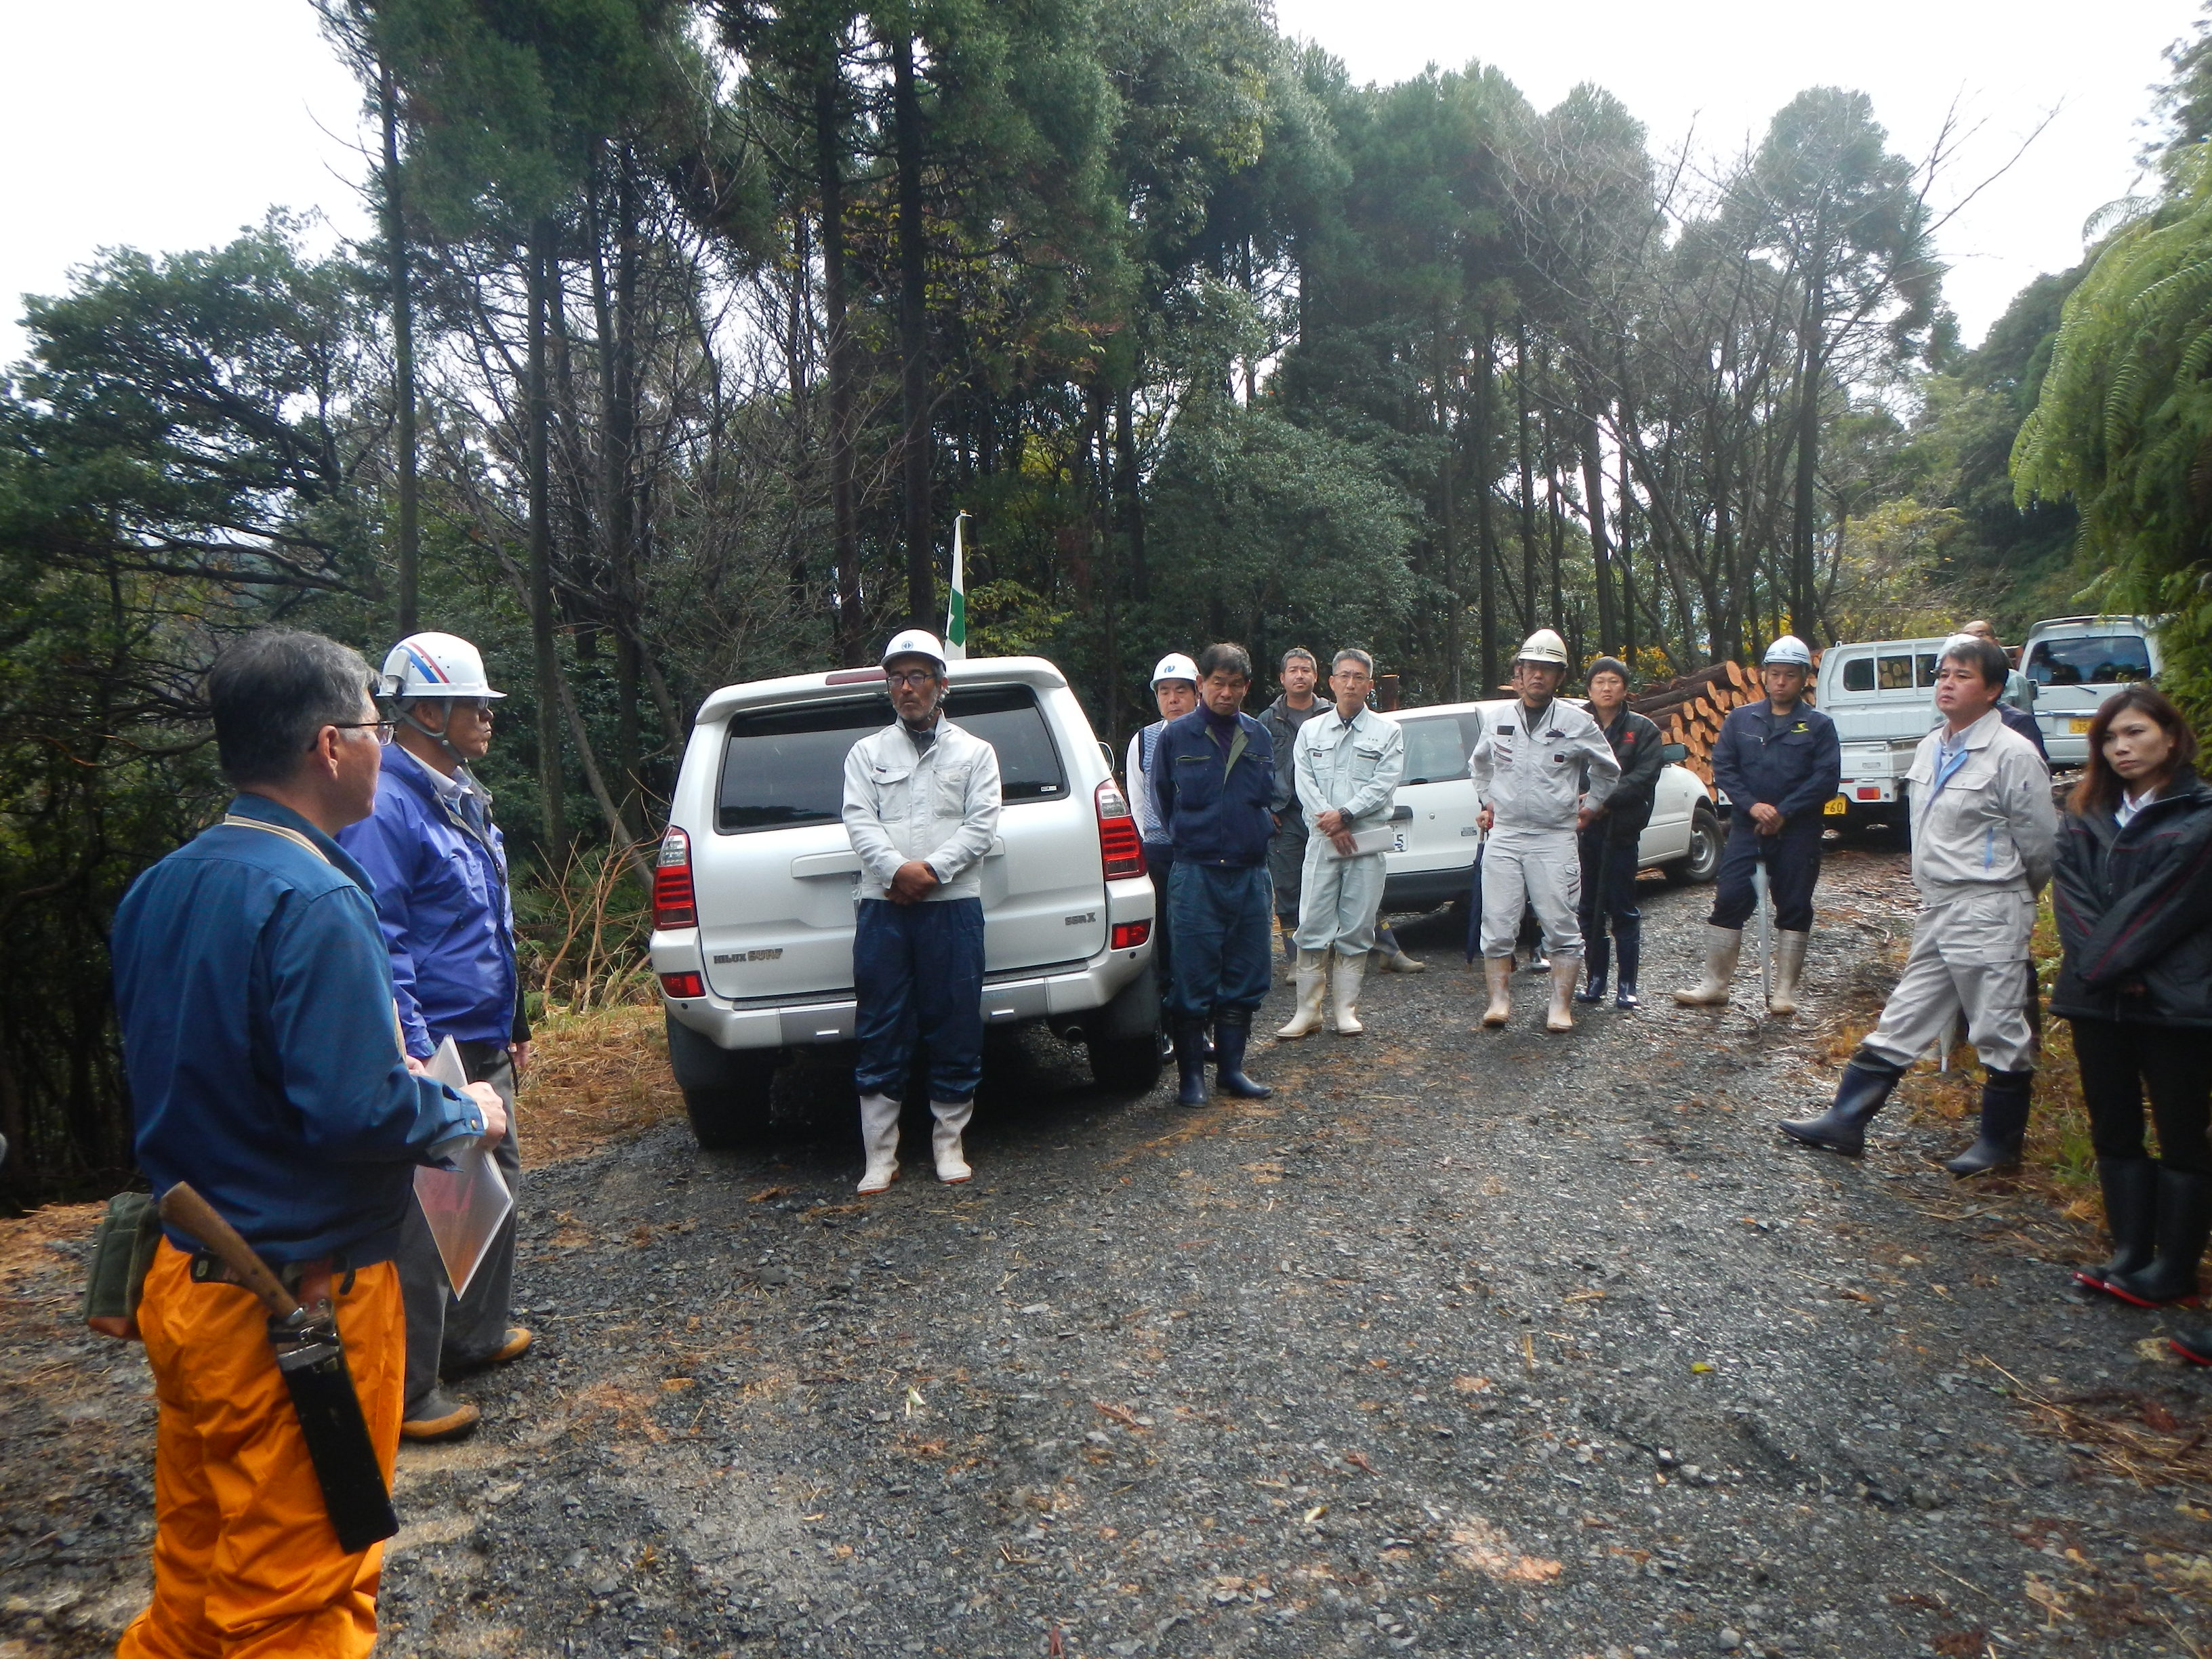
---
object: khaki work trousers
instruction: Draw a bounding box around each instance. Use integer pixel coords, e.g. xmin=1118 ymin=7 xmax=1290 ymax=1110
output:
xmin=1858 ymin=888 xmax=2039 ymax=1075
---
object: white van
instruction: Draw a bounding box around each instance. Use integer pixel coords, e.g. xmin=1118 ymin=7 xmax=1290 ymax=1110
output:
xmin=649 ymin=657 xmax=1161 ymax=1146
xmin=2021 ymin=616 xmax=2163 ymax=766
xmin=1377 ymin=700 xmax=1722 ymax=913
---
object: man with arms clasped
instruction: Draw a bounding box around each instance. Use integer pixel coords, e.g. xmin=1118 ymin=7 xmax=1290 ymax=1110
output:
xmin=112 ymin=629 xmax=504 ymax=1659
xmin=1673 ymin=636 xmax=1841 ymax=1017
xmin=842 ymin=630 xmax=1004 ymax=1194
xmin=1468 ymin=629 xmax=1622 ymax=1033
xmin=1275 ymin=649 xmax=1404 ymax=1039
xmin=337 ymin=631 xmax=533 ymax=1443
xmin=1150 ymin=643 xmax=1278 ymax=1105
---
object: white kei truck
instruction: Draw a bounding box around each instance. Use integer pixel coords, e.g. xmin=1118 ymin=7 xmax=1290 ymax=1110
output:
xmin=649 ymin=657 xmax=1163 ymax=1147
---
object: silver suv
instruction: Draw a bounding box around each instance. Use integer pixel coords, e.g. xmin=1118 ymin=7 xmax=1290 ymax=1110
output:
xmin=649 ymin=657 xmax=1162 ymax=1146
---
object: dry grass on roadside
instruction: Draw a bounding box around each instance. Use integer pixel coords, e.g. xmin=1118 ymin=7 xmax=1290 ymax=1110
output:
xmin=1982 ymin=1357 xmax=2212 ymax=1499
xmin=520 ymin=996 xmax=684 ymax=1169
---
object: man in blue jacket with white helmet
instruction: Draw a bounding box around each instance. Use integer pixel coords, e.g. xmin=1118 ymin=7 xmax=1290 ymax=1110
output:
xmin=337 ymin=632 xmax=532 ymax=1442
xmin=1149 ymin=642 xmax=1278 ymax=1106
xmin=1674 ymin=635 xmax=1842 ymax=1017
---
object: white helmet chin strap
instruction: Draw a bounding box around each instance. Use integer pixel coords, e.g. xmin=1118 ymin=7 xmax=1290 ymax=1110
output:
xmin=398 ymin=701 xmax=470 ymax=769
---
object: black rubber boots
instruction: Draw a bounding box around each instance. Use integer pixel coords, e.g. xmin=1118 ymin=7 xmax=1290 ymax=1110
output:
xmin=1778 ymin=1059 xmax=1903 ymax=1158
xmin=1943 ymin=1067 xmax=2034 ymax=1177
xmin=2075 ymin=1158 xmax=2158 ymax=1294
xmin=2098 ymin=1166 xmax=2212 ymax=1308
xmin=1175 ymin=1015 xmax=1272 ymax=1105
xmin=1211 ymin=1011 xmax=1273 ymax=1100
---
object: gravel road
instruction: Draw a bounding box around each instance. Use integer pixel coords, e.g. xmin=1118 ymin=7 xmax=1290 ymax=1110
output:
xmin=7 ymin=842 xmax=2212 ymax=1658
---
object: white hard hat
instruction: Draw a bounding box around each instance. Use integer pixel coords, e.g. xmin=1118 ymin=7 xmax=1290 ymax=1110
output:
xmin=1763 ymin=635 xmax=1814 ymax=668
xmin=1513 ymin=628 xmax=1570 ymax=668
xmin=880 ymin=628 xmax=948 ymax=672
xmin=378 ymin=632 xmax=504 ymax=700
xmin=1151 ymin=652 xmax=1200 ymax=689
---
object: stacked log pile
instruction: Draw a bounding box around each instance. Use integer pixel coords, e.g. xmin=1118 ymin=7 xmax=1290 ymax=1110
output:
xmin=1627 ymin=661 xmax=1762 ymax=786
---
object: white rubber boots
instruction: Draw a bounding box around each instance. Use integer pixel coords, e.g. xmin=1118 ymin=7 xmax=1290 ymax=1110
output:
xmin=1330 ymin=956 xmax=1366 ymax=1036
xmin=1672 ymin=926 xmax=1743 ymax=1006
xmin=857 ymin=1093 xmax=901 ymax=1193
xmin=1481 ymin=954 xmax=1580 ymax=1030
xmin=1545 ymin=956 xmax=1578 ymax=1032
xmin=1481 ymin=957 xmax=1513 ymax=1027
xmin=1275 ymin=949 xmax=1367 ymax=1038
xmin=857 ymin=1096 xmax=975 ymax=1192
xmin=930 ymin=1099 xmax=973 ymax=1184
xmin=1275 ymin=949 xmax=1328 ymax=1039
xmin=1670 ymin=925 xmax=1807 ymax=1016
xmin=1767 ymin=930 xmax=1809 ymax=1017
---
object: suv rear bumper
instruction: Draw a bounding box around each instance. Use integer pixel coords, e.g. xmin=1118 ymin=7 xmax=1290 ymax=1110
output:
xmin=658 ymin=943 xmax=1151 ymax=1052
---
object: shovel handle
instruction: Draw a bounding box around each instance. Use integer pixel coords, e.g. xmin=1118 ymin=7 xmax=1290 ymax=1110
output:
xmin=159 ymin=1183 xmax=301 ymax=1322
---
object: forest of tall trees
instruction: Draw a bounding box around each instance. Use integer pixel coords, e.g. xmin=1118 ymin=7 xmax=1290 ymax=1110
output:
xmin=4 ymin=0 xmax=2209 ymax=1198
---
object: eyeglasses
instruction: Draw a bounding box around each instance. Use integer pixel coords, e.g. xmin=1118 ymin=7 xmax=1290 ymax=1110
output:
xmin=884 ymin=670 xmax=940 ymax=689
xmin=333 ymin=719 xmax=399 ymax=746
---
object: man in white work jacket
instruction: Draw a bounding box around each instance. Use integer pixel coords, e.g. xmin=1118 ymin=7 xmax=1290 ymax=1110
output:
xmin=1469 ymin=629 xmax=1622 ymax=1032
xmin=1780 ymin=634 xmax=2056 ymax=1170
xmin=842 ymin=630 xmax=1003 ymax=1193
xmin=1276 ymin=649 xmax=1404 ymax=1039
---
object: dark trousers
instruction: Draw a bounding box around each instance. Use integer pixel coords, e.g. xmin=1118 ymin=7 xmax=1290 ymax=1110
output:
xmin=1709 ymin=819 xmax=1822 ymax=933
xmin=1578 ymin=829 xmax=1643 ymax=978
xmin=1168 ymin=862 xmax=1274 ymax=1022
xmin=853 ymin=897 xmax=986 ymax=1103
xmin=398 ymin=1041 xmax=520 ymax=1415
xmin=1147 ymin=847 xmax=1176 ymax=1010
xmin=2072 ymin=1018 xmax=2212 ymax=1174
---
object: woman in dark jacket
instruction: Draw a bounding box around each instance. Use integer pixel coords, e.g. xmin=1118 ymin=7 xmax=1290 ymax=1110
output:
xmin=1574 ymin=657 xmax=1666 ymax=1008
xmin=2051 ymin=687 xmax=2212 ymax=1332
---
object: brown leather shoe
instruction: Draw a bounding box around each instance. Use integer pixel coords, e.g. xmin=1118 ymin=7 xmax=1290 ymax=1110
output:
xmin=445 ymin=1327 xmax=533 ymax=1378
xmin=401 ymin=1387 xmax=480 ymax=1442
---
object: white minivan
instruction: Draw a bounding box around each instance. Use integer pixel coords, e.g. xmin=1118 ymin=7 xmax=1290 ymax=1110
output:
xmin=2021 ymin=616 xmax=2163 ymax=766
xmin=649 ymin=657 xmax=1162 ymax=1146
xmin=1376 ymin=700 xmax=1723 ymax=914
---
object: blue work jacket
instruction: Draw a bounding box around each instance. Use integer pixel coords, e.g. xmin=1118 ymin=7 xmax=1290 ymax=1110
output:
xmin=1149 ymin=708 xmax=1276 ymax=869
xmin=112 ymin=796 xmax=485 ymax=1265
xmin=337 ymin=744 xmax=519 ymax=1059
xmin=1711 ymin=700 xmax=1843 ymax=829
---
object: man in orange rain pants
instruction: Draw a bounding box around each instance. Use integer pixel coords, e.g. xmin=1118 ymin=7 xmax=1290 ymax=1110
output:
xmin=110 ymin=630 xmax=504 ymax=1657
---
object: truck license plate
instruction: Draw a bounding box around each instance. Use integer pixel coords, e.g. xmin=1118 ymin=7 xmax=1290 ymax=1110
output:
xmin=2069 ymin=716 xmax=2092 ymax=735
xmin=1822 ymin=796 xmax=1847 ymax=817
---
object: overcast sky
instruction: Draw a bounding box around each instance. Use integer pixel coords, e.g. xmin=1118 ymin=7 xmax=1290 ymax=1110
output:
xmin=1 ymin=0 xmax=2203 ymax=367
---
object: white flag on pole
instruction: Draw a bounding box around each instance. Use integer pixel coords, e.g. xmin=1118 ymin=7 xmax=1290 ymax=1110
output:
xmin=945 ymin=512 xmax=969 ymax=661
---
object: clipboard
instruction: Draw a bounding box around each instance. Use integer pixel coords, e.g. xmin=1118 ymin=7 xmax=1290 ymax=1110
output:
xmin=1325 ymin=826 xmax=1397 ymax=858
xmin=412 ymin=1038 xmax=513 ymax=1298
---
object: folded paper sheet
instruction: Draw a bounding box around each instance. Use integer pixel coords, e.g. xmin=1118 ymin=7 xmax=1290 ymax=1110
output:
xmin=412 ymin=1038 xmax=512 ymax=1298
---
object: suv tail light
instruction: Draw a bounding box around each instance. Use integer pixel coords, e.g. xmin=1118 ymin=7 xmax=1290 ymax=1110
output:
xmin=653 ymin=827 xmax=697 ymax=929
xmin=659 ymin=970 xmax=705 ymax=999
xmin=1111 ymin=920 xmax=1151 ymax=949
xmin=1095 ymin=778 xmax=1147 ymax=880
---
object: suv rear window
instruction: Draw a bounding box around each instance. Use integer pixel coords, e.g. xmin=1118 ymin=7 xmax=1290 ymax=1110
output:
xmin=716 ymin=684 xmax=1068 ymax=834
xmin=1397 ymin=712 xmax=1488 ymax=785
xmin=2026 ymin=634 xmax=2152 ymax=687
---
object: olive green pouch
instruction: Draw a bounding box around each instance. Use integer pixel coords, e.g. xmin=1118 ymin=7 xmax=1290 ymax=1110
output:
xmin=82 ymin=1190 xmax=164 ymax=1340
